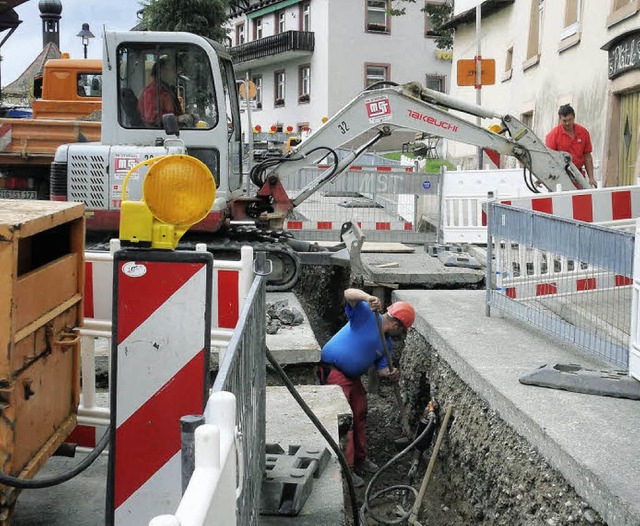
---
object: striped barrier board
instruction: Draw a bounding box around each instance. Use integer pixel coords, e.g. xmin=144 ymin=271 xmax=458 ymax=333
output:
xmin=285 ymin=220 xmax=413 ymax=231
xmin=84 ymin=249 xmax=248 ymax=330
xmin=485 ymin=185 xmax=640 ymax=225
xmin=107 ymin=250 xmax=213 ymax=525
xmin=73 ymin=248 xmax=252 ymax=452
xmin=500 ymin=272 xmax=633 ymax=301
xmin=316 ymin=165 xmax=415 ymax=173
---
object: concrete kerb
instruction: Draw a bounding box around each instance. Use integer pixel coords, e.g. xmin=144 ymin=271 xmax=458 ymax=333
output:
xmin=393 ymin=289 xmax=640 ymax=526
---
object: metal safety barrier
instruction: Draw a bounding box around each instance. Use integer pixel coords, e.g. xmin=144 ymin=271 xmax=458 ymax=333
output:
xmin=486 ymin=201 xmax=634 ymax=369
xmin=209 ymin=272 xmax=266 ymax=525
xmin=281 ymin=164 xmax=433 ymax=242
xmin=630 ymin=219 xmax=640 ymax=381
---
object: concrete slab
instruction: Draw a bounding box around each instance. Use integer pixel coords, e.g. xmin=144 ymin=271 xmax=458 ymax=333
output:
xmin=266 ymin=292 xmax=321 ymax=365
xmin=362 ymin=248 xmax=484 ymax=286
xmin=262 ymin=385 xmax=351 ymax=526
xmin=211 ymin=292 xmax=321 ymax=368
xmin=393 ymin=289 xmax=640 ymax=526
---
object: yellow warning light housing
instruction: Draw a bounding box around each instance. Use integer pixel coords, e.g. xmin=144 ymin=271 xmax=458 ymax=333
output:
xmin=119 ymin=155 xmax=217 ymax=250
xmin=488 ymin=124 xmax=503 ymax=134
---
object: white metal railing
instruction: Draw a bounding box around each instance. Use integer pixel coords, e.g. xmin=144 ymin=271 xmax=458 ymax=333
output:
xmin=75 ymin=245 xmax=254 ymax=445
xmin=149 ymin=392 xmax=238 ymax=526
xmin=419 ymin=167 xmax=545 ymax=244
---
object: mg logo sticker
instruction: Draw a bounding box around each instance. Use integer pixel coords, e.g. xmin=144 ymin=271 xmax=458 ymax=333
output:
xmin=365 ymin=96 xmax=392 ymax=123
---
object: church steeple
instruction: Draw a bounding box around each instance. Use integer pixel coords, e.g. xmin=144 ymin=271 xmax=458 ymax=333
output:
xmin=39 ymin=0 xmax=62 ymax=49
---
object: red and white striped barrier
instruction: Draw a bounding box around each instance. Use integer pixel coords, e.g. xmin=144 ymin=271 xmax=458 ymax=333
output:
xmin=499 ymin=185 xmax=640 ymax=224
xmin=73 ymin=245 xmax=252 ymax=451
xmin=285 ymin=220 xmax=413 ymax=231
xmin=108 ymin=250 xmax=213 ymax=525
xmin=499 ymin=271 xmax=633 ymax=301
xmin=316 ymin=164 xmax=415 ymax=173
xmin=83 ymin=243 xmax=252 ymax=332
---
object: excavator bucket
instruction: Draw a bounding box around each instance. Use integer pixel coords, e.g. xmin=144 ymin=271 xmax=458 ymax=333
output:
xmin=340 ymin=220 xmax=366 ymax=278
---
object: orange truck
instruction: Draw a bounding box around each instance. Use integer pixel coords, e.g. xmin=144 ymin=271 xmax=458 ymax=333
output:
xmin=0 ymin=58 xmax=102 ymax=199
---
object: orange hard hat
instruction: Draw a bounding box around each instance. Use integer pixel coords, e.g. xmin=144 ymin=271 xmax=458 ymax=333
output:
xmin=387 ymin=301 xmax=415 ymax=329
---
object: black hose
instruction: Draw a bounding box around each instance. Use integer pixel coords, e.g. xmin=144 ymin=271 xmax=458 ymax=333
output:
xmin=265 ymin=348 xmax=360 ymax=526
xmin=250 ymin=146 xmax=339 ymax=188
xmin=365 ymin=81 xmax=399 ymax=91
xmin=0 ymin=428 xmax=110 ymax=489
xmin=520 ymin=146 xmax=540 ymax=194
xmin=360 ymin=416 xmax=438 ymax=525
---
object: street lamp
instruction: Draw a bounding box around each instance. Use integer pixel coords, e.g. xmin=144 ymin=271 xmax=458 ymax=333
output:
xmin=77 ymin=23 xmax=94 ymax=59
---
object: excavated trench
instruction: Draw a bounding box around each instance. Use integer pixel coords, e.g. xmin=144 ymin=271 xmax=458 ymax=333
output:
xmin=286 ymin=265 xmax=607 ymax=526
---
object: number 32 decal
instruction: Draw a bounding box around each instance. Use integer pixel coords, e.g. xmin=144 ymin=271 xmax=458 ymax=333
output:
xmin=338 ymin=121 xmax=350 ymax=134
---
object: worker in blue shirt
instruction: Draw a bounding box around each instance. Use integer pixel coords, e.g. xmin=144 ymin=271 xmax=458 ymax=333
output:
xmin=320 ymin=288 xmax=415 ymax=487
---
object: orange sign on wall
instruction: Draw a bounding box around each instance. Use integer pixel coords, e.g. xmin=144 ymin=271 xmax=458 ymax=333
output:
xmin=457 ymin=59 xmax=496 ymax=86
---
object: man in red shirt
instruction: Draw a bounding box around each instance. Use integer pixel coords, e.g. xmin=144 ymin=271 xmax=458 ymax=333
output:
xmin=137 ymin=54 xmax=193 ymax=127
xmin=545 ymin=104 xmax=596 ymax=187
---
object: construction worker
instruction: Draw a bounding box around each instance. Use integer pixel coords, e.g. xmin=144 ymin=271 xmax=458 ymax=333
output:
xmin=545 ymin=104 xmax=596 ymax=188
xmin=320 ymin=288 xmax=415 ymax=488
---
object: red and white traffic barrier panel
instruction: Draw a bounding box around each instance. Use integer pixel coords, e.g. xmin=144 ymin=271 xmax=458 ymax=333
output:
xmin=286 ymin=220 xmax=413 ymax=231
xmin=74 ymin=245 xmax=253 ymax=451
xmin=316 ymin=164 xmax=414 ymax=173
xmin=107 ymin=250 xmax=213 ymax=525
xmin=499 ymin=271 xmax=633 ymax=301
xmin=498 ymin=185 xmax=640 ymax=224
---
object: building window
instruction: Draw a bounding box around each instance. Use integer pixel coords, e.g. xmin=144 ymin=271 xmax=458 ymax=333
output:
xmin=365 ymin=63 xmax=389 ymax=88
xmin=298 ymin=65 xmax=310 ymax=103
xmin=425 ymin=10 xmax=435 ymax=37
xmin=275 ymin=10 xmax=286 ymax=34
xmin=560 ymin=0 xmax=581 ymax=39
xmin=503 ymin=46 xmax=513 ymax=81
xmin=252 ymin=75 xmax=263 ymax=110
xmin=253 ymin=17 xmax=263 ymax=40
xmin=426 ymin=74 xmax=445 ymax=92
xmin=607 ymin=0 xmax=639 ymax=27
xmin=275 ymin=70 xmax=285 ymax=106
xmin=236 ymin=23 xmax=245 ymax=46
xmin=525 ymin=0 xmax=544 ymax=65
xmin=520 ymin=111 xmax=534 ymax=129
xmin=366 ymin=0 xmax=390 ymax=33
xmin=300 ymin=2 xmax=310 ymax=31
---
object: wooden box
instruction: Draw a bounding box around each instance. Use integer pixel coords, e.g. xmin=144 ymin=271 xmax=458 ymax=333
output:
xmin=0 ymin=200 xmax=84 ymax=507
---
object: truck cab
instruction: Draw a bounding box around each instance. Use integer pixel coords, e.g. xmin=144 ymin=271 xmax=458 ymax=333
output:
xmin=52 ymin=31 xmax=244 ymax=232
xmin=32 ymin=58 xmax=102 ymax=119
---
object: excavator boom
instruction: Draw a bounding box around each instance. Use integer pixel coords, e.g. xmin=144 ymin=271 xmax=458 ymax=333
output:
xmin=263 ymin=81 xmax=590 ymax=206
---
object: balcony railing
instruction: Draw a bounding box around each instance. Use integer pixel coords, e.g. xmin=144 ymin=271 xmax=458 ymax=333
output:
xmin=231 ymin=30 xmax=314 ymax=64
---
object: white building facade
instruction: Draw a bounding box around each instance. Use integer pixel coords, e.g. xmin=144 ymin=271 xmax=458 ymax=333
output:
xmin=228 ymin=0 xmax=452 ymax=144
xmin=446 ymin=0 xmax=640 ymax=187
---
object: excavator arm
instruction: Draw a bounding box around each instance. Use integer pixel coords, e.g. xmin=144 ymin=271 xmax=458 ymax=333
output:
xmin=261 ymin=81 xmax=590 ymax=208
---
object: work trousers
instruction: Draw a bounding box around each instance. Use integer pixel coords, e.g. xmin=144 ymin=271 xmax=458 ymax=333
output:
xmin=326 ymin=368 xmax=368 ymax=468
